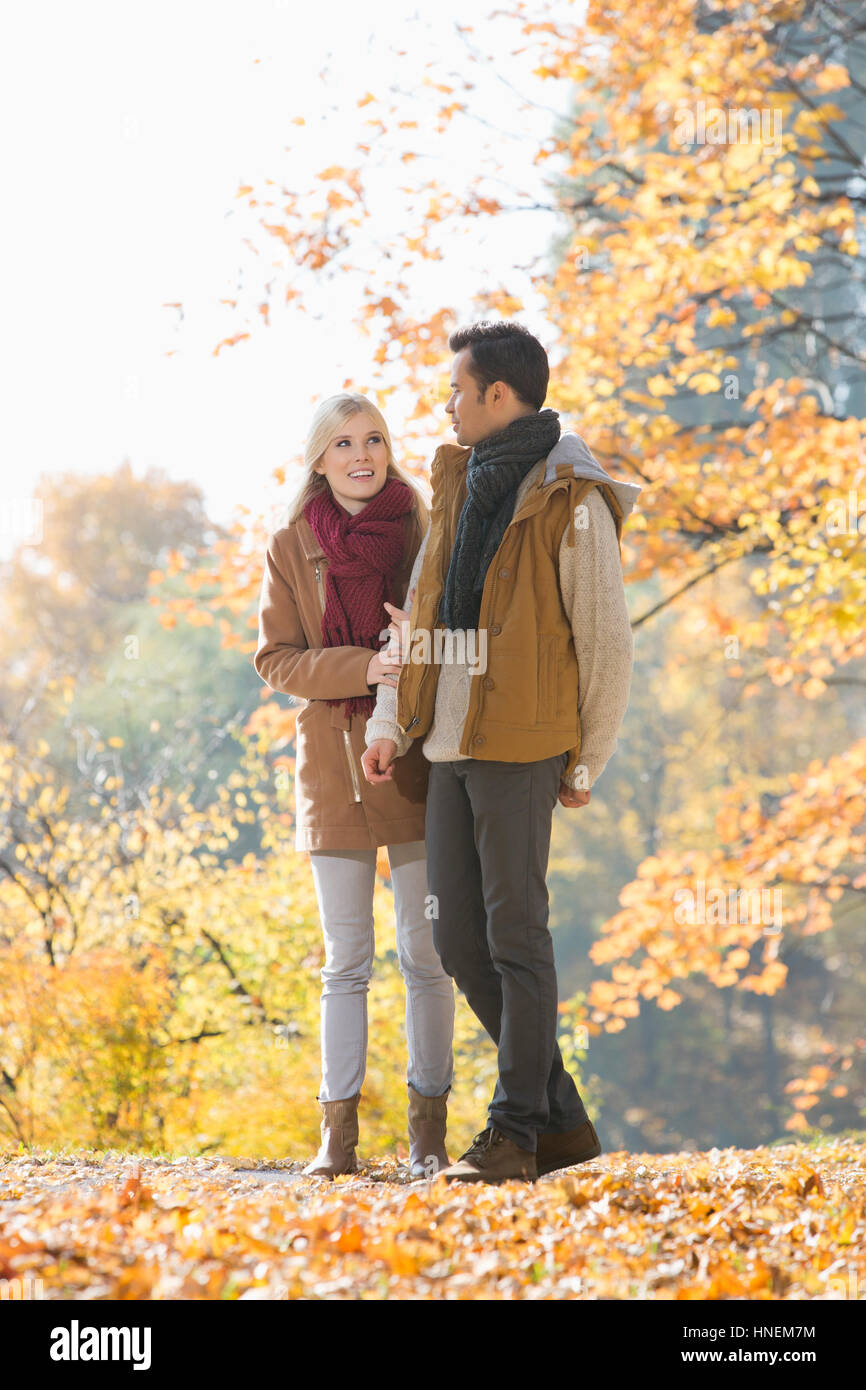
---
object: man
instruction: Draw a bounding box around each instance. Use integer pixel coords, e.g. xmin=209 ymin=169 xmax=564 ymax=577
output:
xmin=360 ymin=321 xmax=641 ymax=1182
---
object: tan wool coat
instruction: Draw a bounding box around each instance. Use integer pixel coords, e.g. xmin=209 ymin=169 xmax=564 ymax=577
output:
xmin=254 ymin=507 xmax=429 ymax=852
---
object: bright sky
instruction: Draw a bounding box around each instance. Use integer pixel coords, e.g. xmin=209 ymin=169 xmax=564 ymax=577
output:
xmin=1 ymin=0 xmax=572 ymax=552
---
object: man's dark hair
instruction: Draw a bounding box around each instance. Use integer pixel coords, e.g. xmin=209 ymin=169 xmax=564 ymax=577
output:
xmin=449 ymin=320 xmax=549 ymax=411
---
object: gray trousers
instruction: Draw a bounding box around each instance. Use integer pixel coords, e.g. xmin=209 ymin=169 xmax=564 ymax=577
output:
xmin=426 ymin=751 xmax=588 ymax=1151
xmin=309 ymin=839 xmax=454 ymax=1103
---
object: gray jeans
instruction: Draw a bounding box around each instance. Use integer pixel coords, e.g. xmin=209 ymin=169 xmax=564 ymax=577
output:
xmin=426 ymin=752 xmax=588 ymax=1151
xmin=308 ymin=839 xmax=454 ymax=1102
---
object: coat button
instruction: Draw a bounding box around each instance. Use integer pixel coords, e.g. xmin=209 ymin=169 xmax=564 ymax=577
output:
xmin=482 ymin=677 xmax=494 ymax=690
xmin=473 ymin=735 xmax=485 ymax=746
xmin=498 ymin=567 xmax=510 ymax=578
xmin=490 ymin=624 xmax=501 ymax=636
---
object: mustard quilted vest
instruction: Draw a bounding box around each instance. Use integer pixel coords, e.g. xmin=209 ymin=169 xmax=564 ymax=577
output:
xmin=394 ymin=442 xmax=626 ymax=782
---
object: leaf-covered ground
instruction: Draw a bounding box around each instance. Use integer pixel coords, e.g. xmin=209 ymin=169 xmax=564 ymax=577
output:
xmin=1 ymin=1139 xmax=863 ymax=1300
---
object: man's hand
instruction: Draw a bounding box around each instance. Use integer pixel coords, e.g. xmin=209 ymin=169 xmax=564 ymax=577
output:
xmin=558 ymin=781 xmax=591 ymax=809
xmin=361 ymin=739 xmax=398 ymax=783
xmin=382 ymin=600 xmax=412 ymax=661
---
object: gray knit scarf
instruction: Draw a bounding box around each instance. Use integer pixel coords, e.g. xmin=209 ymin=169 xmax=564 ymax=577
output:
xmin=438 ymin=408 xmax=561 ymax=630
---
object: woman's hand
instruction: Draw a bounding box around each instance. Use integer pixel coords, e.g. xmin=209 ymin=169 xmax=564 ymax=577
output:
xmin=366 ymin=649 xmax=402 ymax=688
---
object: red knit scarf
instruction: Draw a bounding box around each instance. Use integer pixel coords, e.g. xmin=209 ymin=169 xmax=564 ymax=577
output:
xmin=304 ymin=476 xmax=415 ymax=720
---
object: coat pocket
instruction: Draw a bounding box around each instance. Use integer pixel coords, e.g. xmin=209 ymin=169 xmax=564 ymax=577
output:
xmin=537 ymin=633 xmax=558 ymax=724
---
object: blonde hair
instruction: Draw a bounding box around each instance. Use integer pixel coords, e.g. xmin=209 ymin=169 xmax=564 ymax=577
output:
xmin=285 ymin=392 xmax=429 ymax=530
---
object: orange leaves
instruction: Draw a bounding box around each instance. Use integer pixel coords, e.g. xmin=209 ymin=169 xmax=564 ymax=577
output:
xmin=783 ymin=1054 xmax=856 ymax=1132
xmin=118 ymin=1170 xmax=153 ymax=1212
xmin=655 ymin=989 xmax=682 ymax=1011
xmin=334 ymin=1221 xmax=364 ymax=1253
xmin=9 ymin=1138 xmax=866 ymax=1300
xmin=317 ymin=164 xmax=349 ymax=181
xmin=584 ymin=738 xmax=866 ymax=1067
xmin=213 ymin=332 xmax=250 ymax=356
xmin=243 ymin=703 xmax=298 ymax=745
xmin=739 ymin=960 xmax=788 ymax=995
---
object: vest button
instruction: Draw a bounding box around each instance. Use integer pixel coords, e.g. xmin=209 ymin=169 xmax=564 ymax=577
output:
xmin=490 ymin=624 xmax=501 ymax=636
xmin=498 ymin=567 xmax=510 ymax=578
xmin=482 ymin=677 xmax=494 ymax=690
xmin=473 ymin=735 xmax=485 ymax=746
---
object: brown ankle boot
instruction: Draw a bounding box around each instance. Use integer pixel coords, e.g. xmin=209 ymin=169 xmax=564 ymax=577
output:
xmin=407 ymin=1084 xmax=450 ymax=1178
xmin=303 ymin=1094 xmax=360 ymax=1178
xmin=536 ymin=1119 xmax=602 ymax=1177
xmin=441 ymin=1126 xmax=536 ymax=1184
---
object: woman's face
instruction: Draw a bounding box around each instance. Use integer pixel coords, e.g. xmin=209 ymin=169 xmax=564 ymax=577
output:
xmin=314 ymin=412 xmax=389 ymax=515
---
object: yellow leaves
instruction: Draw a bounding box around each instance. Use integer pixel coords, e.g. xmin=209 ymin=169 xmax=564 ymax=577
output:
xmin=793 ymin=103 xmax=846 ymax=138
xmin=646 ymin=374 xmax=676 ymax=397
xmin=813 ymin=63 xmax=850 ymax=92
xmin=705 ymin=306 xmax=737 ymax=328
xmin=107 ymin=736 xmax=124 ymax=749
xmin=687 ymin=372 xmax=721 ymax=394
xmin=594 ymin=180 xmax=621 ymax=204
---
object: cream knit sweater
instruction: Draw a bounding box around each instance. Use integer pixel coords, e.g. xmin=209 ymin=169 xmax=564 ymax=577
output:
xmin=365 ymin=467 xmax=634 ymax=790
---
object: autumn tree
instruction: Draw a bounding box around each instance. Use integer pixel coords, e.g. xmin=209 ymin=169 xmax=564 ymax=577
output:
xmin=151 ymin=0 xmax=865 ymax=1146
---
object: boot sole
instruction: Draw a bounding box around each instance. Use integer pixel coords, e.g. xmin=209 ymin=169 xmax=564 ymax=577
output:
xmin=302 ymin=1160 xmax=359 ymax=1178
xmin=442 ymin=1168 xmax=538 ymax=1184
xmin=536 ymin=1141 xmax=601 ymax=1178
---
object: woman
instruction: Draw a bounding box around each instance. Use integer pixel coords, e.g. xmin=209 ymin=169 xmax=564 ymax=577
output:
xmin=254 ymin=393 xmax=453 ymax=1178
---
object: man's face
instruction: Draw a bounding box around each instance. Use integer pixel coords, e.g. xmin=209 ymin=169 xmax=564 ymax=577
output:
xmin=445 ymin=348 xmax=499 ymax=447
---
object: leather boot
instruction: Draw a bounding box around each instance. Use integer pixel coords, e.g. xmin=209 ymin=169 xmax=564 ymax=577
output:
xmin=407 ymin=1083 xmax=450 ymax=1178
xmin=536 ymin=1119 xmax=601 ymax=1177
xmin=303 ymin=1093 xmax=360 ymax=1178
xmin=441 ymin=1126 xmax=536 ymax=1184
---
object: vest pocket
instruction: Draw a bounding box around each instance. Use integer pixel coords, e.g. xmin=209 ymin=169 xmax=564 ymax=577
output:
xmin=537 ymin=633 xmax=558 ymax=724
